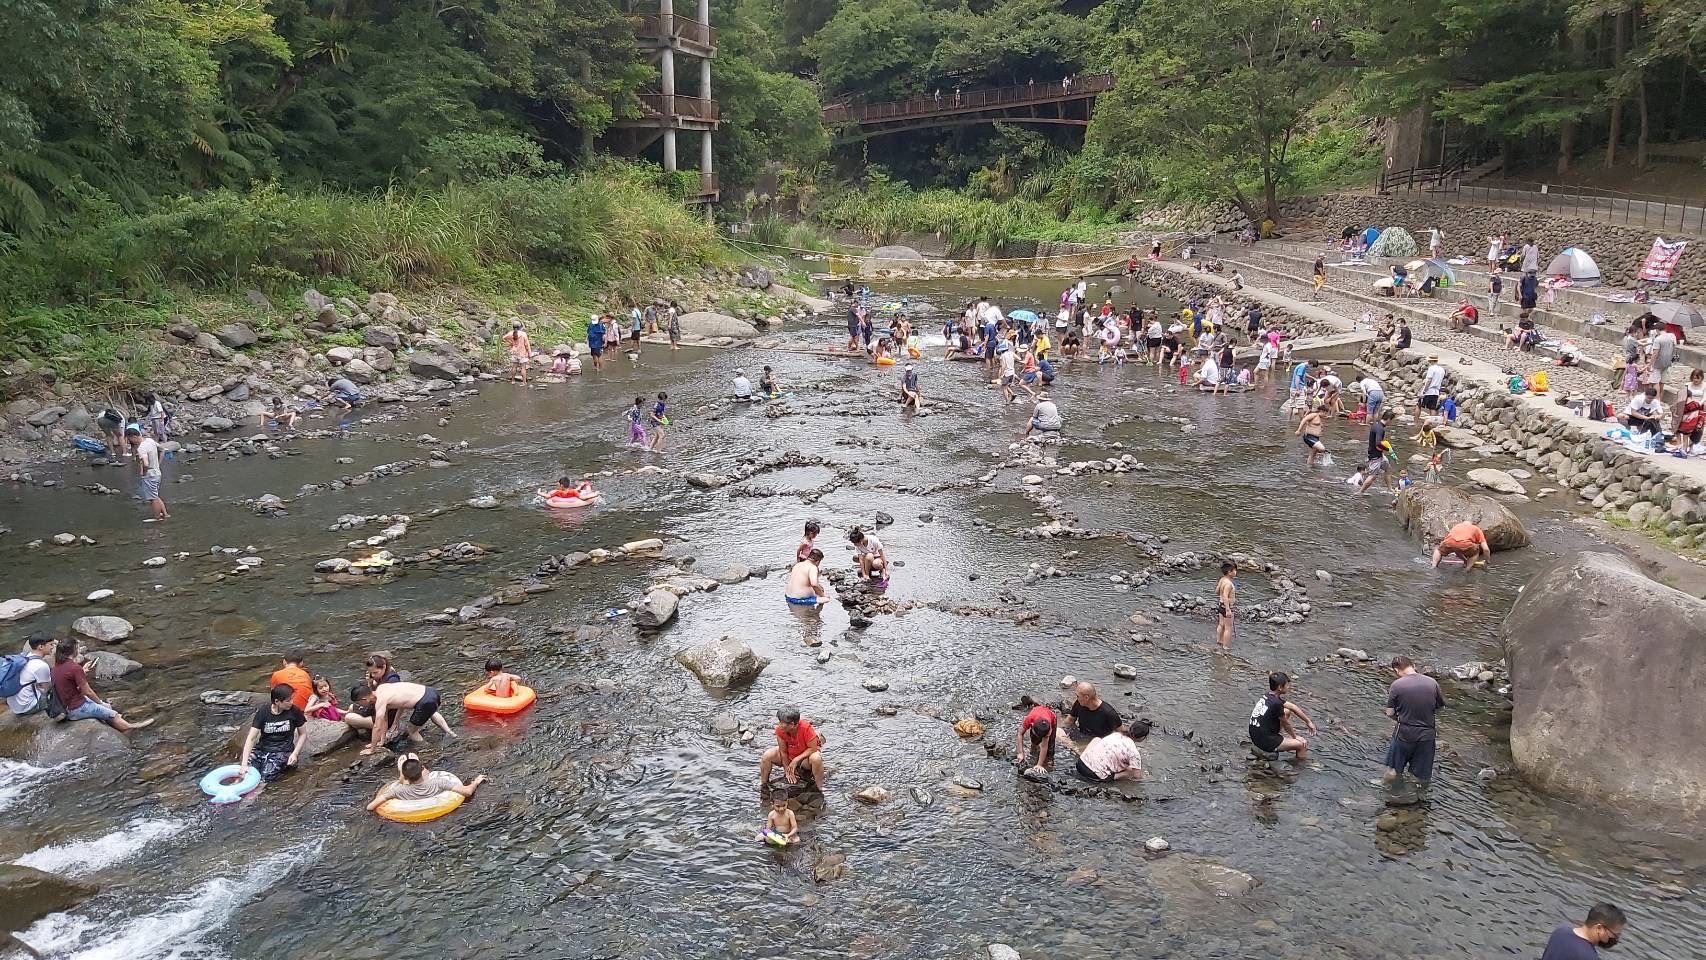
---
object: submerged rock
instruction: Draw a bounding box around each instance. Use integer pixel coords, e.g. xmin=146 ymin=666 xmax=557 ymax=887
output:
xmin=0 ymin=864 xmax=98 ymax=936
xmin=71 ymin=615 xmax=134 ymax=643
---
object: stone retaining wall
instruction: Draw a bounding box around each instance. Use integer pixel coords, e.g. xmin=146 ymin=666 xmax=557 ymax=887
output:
xmin=1126 ymin=263 xmax=1342 ymax=341
xmin=1359 ymin=343 xmax=1706 ymax=546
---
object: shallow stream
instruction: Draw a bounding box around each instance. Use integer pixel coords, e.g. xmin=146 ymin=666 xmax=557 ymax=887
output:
xmin=1 ymin=275 xmax=1700 ymax=960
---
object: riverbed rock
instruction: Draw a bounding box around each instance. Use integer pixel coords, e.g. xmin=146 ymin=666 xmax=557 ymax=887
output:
xmin=1148 ymin=855 xmax=1259 ymax=903
xmin=675 ymin=634 xmax=769 ymax=688
xmin=633 ymin=589 xmax=679 ymax=630
xmin=988 ymin=946 xmax=1022 ymax=960
xmin=1467 ymin=468 xmax=1527 ymax=496
xmin=466 ymin=495 xmax=499 ymax=509
xmin=199 ymin=415 xmax=237 ymax=433
xmin=676 ymin=311 xmax=760 ymax=339
xmin=71 ymin=615 xmax=134 ymax=643
xmin=0 ymin=864 xmax=98 ymax=936
xmin=853 ymin=785 xmax=891 ymax=804
xmin=1504 ymin=551 xmax=1706 ymax=819
xmin=86 ymin=589 xmax=114 ymax=601
xmin=0 ymin=599 xmax=46 ymax=621
xmin=214 ymin=322 xmax=258 ymax=349
xmin=301 ymin=716 xmax=355 ymax=756
xmin=1395 ymin=485 xmax=1531 ymax=551
xmin=83 ymin=649 xmax=141 ymax=680
xmin=0 ymin=712 xmax=133 ymax=765
xmin=409 ymin=355 xmax=465 ymax=380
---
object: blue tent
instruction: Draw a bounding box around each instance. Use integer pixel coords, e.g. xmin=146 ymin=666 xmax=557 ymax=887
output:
xmin=1361 ymin=227 xmax=1381 ymax=248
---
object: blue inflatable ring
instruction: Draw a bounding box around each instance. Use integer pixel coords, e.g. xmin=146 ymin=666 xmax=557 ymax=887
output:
xmin=199 ymin=764 xmax=261 ymax=804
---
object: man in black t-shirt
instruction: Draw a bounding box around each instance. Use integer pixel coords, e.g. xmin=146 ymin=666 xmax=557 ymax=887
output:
xmin=240 ymin=683 xmax=308 ymax=781
xmin=1064 ymin=681 xmax=1122 ymax=740
xmin=1357 ymin=409 xmax=1396 ymax=494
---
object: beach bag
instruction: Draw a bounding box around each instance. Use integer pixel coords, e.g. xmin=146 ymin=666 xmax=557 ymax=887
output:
xmin=72 ymin=436 xmax=108 ymax=455
xmin=1589 ymin=398 xmax=1611 ymax=421
xmin=1529 ymin=371 xmax=1549 ymax=393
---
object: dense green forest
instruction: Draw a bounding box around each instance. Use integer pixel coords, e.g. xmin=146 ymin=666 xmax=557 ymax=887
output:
xmin=1 ymin=0 xmax=1703 ymax=354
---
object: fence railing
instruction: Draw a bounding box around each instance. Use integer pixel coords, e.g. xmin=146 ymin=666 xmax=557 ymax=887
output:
xmin=1448 ymin=179 xmax=1705 ymax=236
xmin=631 ymin=14 xmax=716 ymax=50
xmin=822 ymin=73 xmax=1115 ymax=126
xmin=635 ymin=93 xmax=719 ymax=122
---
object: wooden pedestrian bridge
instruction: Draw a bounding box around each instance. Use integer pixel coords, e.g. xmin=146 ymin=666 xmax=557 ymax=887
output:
xmin=822 ymin=74 xmax=1114 ymax=140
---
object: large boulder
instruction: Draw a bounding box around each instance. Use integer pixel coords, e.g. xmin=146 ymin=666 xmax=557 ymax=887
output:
xmin=1395 ymin=485 xmax=1530 ymax=551
xmin=362 ymin=325 xmax=401 ymax=349
xmin=675 ymin=635 xmax=770 ymax=689
xmin=301 ymin=717 xmax=355 ymax=756
xmin=71 ymin=615 xmax=134 ymax=643
xmin=1466 ymin=468 xmax=1527 ymax=496
xmin=675 ymin=312 xmax=760 ymax=340
xmin=1504 ymin=552 xmax=1706 ymax=819
xmin=0 ymin=865 xmax=98 ymax=935
xmin=632 ymin=589 xmax=679 ymax=630
xmin=341 ymin=357 xmax=377 ymax=384
xmin=83 ymin=649 xmax=141 ymax=680
xmin=0 ymin=712 xmax=133 ymax=765
xmin=868 ymin=245 xmax=925 ymax=262
xmin=408 ymin=355 xmax=464 ymax=380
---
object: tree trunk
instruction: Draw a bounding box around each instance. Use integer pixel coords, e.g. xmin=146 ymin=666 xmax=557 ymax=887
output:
xmin=1636 ymin=78 xmax=1650 ymax=169
xmin=1604 ymin=10 xmax=1627 ymax=168
xmin=1229 ymin=188 xmax=1261 ymax=227
xmin=1557 ymin=27 xmax=1586 ymax=174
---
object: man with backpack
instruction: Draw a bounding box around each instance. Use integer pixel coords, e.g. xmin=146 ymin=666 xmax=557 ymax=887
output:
xmin=3 ymin=632 xmax=55 ymax=716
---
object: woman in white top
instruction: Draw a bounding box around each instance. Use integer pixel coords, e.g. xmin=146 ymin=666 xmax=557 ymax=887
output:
xmin=1074 ymin=719 xmax=1151 ymax=782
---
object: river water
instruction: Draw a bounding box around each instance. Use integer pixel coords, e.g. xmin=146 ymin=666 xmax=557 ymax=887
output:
xmin=1 ymin=275 xmax=1701 ymax=960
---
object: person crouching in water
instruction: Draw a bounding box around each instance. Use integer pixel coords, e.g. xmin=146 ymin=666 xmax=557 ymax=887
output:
xmin=847 ymin=526 xmax=889 ymax=582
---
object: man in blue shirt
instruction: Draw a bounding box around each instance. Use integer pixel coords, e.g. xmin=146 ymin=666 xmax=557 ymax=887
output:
xmin=1539 ymin=904 xmax=1625 ymax=960
xmin=586 ymin=314 xmax=608 ymax=371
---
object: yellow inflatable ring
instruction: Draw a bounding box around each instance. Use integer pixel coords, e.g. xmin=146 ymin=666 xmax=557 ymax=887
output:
xmin=463 ymin=683 xmax=537 ymax=716
xmin=376 ymin=790 xmax=464 ymax=823
xmin=875 ymin=356 xmax=897 ymax=366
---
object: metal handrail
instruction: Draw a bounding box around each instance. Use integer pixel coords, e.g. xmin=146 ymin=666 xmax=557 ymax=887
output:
xmin=1449 ymin=179 xmax=1705 ymax=236
xmin=822 ymin=73 xmax=1115 ymax=126
xmin=635 ymin=93 xmax=719 ymax=121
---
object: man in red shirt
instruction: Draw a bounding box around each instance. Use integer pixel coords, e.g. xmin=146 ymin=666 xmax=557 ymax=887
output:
xmin=269 ymin=653 xmax=313 ymax=711
xmin=1448 ymin=299 xmax=1480 ymax=331
xmin=760 ymin=707 xmax=825 ymax=786
xmin=1014 ymin=701 xmax=1057 ymax=772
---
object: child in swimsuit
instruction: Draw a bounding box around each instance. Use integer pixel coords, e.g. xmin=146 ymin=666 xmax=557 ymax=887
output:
xmin=626 ymin=397 xmax=647 ymax=447
xmin=759 ymin=367 xmax=778 ymax=397
xmin=483 ymin=659 xmax=521 ymax=698
xmin=548 ymin=476 xmax=594 ymax=501
xmin=764 ymin=789 xmax=799 ymax=844
xmin=649 ymin=392 xmax=668 ymax=452
xmin=796 ymin=520 xmax=820 ymax=562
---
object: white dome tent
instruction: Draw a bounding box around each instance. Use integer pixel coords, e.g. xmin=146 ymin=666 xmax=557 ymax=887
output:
xmin=1544 ymin=247 xmax=1601 ymax=286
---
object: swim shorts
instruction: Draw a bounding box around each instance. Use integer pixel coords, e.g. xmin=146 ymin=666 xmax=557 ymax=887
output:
xmin=785 ymin=595 xmax=820 ymax=606
xmin=629 ymin=329 xmax=641 ymax=343
xmin=1249 ymin=727 xmax=1284 ymax=754
xmin=1420 ymin=394 xmax=1440 ymax=411
xmin=253 ymin=749 xmax=293 ymax=782
xmin=1073 ymin=758 xmax=1113 ymax=783
xmin=407 ymin=687 xmax=442 ymax=727
xmin=1302 ymin=434 xmax=1321 ymax=449
xmin=137 ymin=476 xmax=161 ymax=501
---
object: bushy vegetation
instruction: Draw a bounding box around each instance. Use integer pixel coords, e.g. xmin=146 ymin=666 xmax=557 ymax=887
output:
xmin=812 ymin=171 xmax=1129 ymax=255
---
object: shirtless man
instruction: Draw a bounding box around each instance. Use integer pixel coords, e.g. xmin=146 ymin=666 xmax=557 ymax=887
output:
xmin=357 ymin=680 xmax=457 ymax=756
xmin=785 ymin=549 xmax=827 ymax=606
xmin=1215 ymin=560 xmax=1237 ymax=650
xmin=1432 ymin=521 xmax=1491 ymax=569
xmin=1295 ymin=405 xmax=1327 ymax=466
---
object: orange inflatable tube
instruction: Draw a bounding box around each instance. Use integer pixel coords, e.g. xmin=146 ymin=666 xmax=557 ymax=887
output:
xmin=464 ymin=683 xmax=536 ymax=715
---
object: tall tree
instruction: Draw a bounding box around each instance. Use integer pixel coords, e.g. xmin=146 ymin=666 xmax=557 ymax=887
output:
xmin=1088 ymin=0 xmax=1352 ymax=221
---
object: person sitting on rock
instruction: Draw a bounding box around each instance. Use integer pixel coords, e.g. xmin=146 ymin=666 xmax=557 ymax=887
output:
xmin=759 ymin=707 xmax=825 ymax=787
xmin=1432 ymin=522 xmax=1491 ymax=570
xmin=1248 ymin=672 xmax=1315 ymax=761
xmin=50 ymin=638 xmax=153 ymax=732
xmin=239 ymin=683 xmax=308 ymax=782
xmin=1074 ymin=718 xmax=1151 ymax=783
xmin=367 ymin=753 xmax=485 ymax=812
xmin=1014 ymin=700 xmax=1058 ymax=773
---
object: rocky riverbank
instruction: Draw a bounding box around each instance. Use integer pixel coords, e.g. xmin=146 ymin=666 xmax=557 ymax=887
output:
xmin=0 ymin=267 xmax=829 ymax=468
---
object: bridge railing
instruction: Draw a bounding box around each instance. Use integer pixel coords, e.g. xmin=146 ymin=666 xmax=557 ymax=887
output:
xmin=823 ymin=73 xmax=1115 ymax=126
xmin=631 ymin=14 xmax=716 ymax=50
xmin=635 ymin=93 xmax=720 ymax=122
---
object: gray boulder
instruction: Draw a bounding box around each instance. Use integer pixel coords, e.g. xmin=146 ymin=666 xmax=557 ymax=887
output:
xmin=84 ymin=649 xmax=141 ymax=679
xmin=675 ymin=634 xmax=770 ymax=688
xmin=675 ymin=312 xmax=760 ymax=340
xmin=215 ymin=322 xmax=258 ymax=349
xmin=736 ymin=265 xmax=774 ymax=289
xmin=0 ymin=865 xmax=98 ymax=936
xmin=301 ymin=716 xmax=355 ymax=756
xmin=633 ymin=589 xmax=679 ymax=630
xmin=199 ymin=416 xmax=237 ymax=433
xmin=1504 ymin=552 xmax=1706 ymax=819
xmin=363 ymin=325 xmax=401 ymax=349
xmin=71 ymin=615 xmax=134 ymax=643
xmin=1395 ymin=485 xmax=1530 ymax=551
xmin=869 ymin=245 xmax=925 ymax=262
xmin=341 ymin=357 xmax=377 ymax=384
xmin=409 ymin=355 xmax=464 ymax=380
xmin=1 ymin=712 xmax=134 ymax=765
xmin=194 ymin=332 xmax=233 ymax=359
xmin=1466 ymin=468 xmax=1527 ymax=496
xmin=26 ymin=406 xmax=67 ymax=426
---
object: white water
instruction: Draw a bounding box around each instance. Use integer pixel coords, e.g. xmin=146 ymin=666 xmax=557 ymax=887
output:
xmin=13 ymin=817 xmax=192 ymax=877
xmin=11 ymin=842 xmax=324 ymax=960
xmin=0 ymin=757 xmax=77 ymax=814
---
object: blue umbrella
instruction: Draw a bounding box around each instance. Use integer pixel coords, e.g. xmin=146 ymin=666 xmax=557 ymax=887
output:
xmin=1009 ymin=309 xmax=1041 ymax=325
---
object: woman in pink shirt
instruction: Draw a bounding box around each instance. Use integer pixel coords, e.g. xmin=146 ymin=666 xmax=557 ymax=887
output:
xmin=1074 ymin=719 xmax=1152 ymax=783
